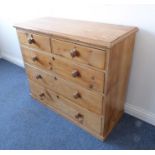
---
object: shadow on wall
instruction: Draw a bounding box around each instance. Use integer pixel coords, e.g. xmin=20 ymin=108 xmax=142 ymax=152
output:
xmin=0 ymin=19 xmax=23 ymax=62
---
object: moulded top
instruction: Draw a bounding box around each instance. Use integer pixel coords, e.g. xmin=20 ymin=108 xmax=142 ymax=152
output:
xmin=14 ymin=17 xmax=138 ymax=48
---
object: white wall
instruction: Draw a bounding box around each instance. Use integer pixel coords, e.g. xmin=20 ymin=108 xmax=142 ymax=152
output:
xmin=0 ymin=1 xmax=155 ymax=125
xmin=0 ymin=26 xmax=2 ymax=58
xmin=0 ymin=19 xmax=23 ymax=65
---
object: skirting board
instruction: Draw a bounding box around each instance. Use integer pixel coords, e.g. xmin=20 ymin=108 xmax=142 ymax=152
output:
xmin=1 ymin=52 xmax=155 ymax=127
xmin=125 ymin=103 xmax=155 ymax=126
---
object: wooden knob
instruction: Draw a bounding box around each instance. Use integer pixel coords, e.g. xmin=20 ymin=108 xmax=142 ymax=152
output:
xmin=73 ymin=91 xmax=81 ymax=99
xmin=32 ymin=56 xmax=38 ymax=62
xmin=27 ymin=35 xmax=35 ymax=44
xmin=75 ymin=113 xmax=84 ymax=123
xmin=72 ymin=70 xmax=80 ymax=77
xmin=36 ymin=75 xmax=42 ymax=79
xmin=39 ymin=93 xmax=45 ymax=100
xmin=70 ymin=49 xmax=79 ymax=58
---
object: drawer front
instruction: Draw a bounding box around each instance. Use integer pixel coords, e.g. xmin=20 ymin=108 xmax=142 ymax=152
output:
xmin=26 ymin=65 xmax=103 ymax=115
xmin=17 ymin=30 xmax=51 ymax=53
xmin=52 ymin=39 xmax=106 ymax=70
xmin=29 ymin=81 xmax=102 ymax=133
xmin=53 ymin=55 xmax=105 ymax=92
xmin=22 ymin=48 xmax=105 ymax=93
xmin=21 ymin=47 xmax=53 ymax=71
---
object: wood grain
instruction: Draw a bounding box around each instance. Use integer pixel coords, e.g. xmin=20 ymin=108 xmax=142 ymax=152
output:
xmin=25 ymin=64 xmax=104 ymax=115
xmin=29 ymin=80 xmax=102 ymax=134
xmin=22 ymin=47 xmax=105 ymax=93
xmin=52 ymin=55 xmax=105 ymax=92
xmin=52 ymin=38 xmax=106 ymax=69
xmin=17 ymin=30 xmax=51 ymax=53
xmin=14 ymin=17 xmax=138 ymax=48
xmin=15 ymin=17 xmax=138 ymax=140
xmin=21 ymin=47 xmax=53 ymax=72
xmin=103 ymin=33 xmax=136 ymax=137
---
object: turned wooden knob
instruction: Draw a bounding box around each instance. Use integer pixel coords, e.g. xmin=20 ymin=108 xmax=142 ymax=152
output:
xmin=27 ymin=35 xmax=35 ymax=44
xmin=72 ymin=70 xmax=80 ymax=77
xmin=36 ymin=75 xmax=42 ymax=79
xmin=39 ymin=93 xmax=45 ymax=100
xmin=32 ymin=56 xmax=38 ymax=62
xmin=75 ymin=113 xmax=84 ymax=123
xmin=70 ymin=49 xmax=79 ymax=58
xmin=73 ymin=91 xmax=81 ymax=99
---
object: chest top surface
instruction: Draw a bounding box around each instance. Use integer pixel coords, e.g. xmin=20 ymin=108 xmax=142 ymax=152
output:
xmin=14 ymin=17 xmax=138 ymax=48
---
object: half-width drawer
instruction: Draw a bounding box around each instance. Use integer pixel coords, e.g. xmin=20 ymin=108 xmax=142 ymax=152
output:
xmin=29 ymin=81 xmax=102 ymax=133
xmin=52 ymin=39 xmax=106 ymax=70
xmin=52 ymin=55 xmax=105 ymax=93
xmin=21 ymin=47 xmax=53 ymax=72
xmin=17 ymin=30 xmax=51 ymax=53
xmin=26 ymin=65 xmax=104 ymax=115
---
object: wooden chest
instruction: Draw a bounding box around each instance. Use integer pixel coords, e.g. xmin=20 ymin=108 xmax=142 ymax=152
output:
xmin=14 ymin=17 xmax=138 ymax=140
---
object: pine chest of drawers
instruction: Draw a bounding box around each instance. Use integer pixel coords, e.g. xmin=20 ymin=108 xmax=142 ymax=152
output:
xmin=14 ymin=17 xmax=138 ymax=140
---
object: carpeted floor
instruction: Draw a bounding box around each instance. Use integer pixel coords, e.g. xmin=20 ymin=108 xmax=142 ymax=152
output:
xmin=0 ymin=59 xmax=155 ymax=150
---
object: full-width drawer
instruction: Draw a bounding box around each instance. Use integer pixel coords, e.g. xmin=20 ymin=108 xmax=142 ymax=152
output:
xmin=52 ymin=39 xmax=106 ymax=70
xmin=17 ymin=30 xmax=51 ymax=53
xmin=52 ymin=55 xmax=105 ymax=93
xmin=26 ymin=64 xmax=104 ymax=115
xmin=21 ymin=47 xmax=53 ymax=72
xmin=29 ymin=81 xmax=102 ymax=133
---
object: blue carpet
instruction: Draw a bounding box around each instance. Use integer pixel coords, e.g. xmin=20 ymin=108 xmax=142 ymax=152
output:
xmin=0 ymin=59 xmax=155 ymax=150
